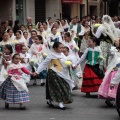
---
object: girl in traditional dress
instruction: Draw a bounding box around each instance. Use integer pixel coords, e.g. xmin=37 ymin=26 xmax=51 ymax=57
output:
xmin=33 ymin=42 xmax=74 ymax=110
xmin=0 ymin=53 xmax=33 ymax=110
xmin=98 ymin=46 xmax=120 ymax=106
xmin=29 ymin=35 xmax=47 ymax=86
xmin=63 ymin=46 xmax=82 ymax=89
xmin=76 ymin=36 xmax=104 ymax=96
xmin=0 ymin=45 xmax=13 ymax=85
xmin=20 ymin=46 xmax=32 ymax=84
xmin=63 ymin=32 xmax=79 ymax=58
xmin=110 ymin=67 xmax=120 ymax=117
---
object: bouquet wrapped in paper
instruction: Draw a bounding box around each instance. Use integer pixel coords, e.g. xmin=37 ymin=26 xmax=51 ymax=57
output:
xmin=42 ymin=52 xmax=48 ymax=59
xmin=29 ymin=59 xmax=35 ymax=66
xmin=73 ymin=46 xmax=80 ymax=52
xmin=74 ymin=37 xmax=79 ymax=44
xmin=65 ymin=60 xmax=72 ymax=67
xmin=98 ymin=55 xmax=105 ymax=60
xmin=13 ymin=40 xmax=19 ymax=45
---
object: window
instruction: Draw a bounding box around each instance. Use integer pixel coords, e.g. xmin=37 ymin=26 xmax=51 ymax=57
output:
xmin=16 ymin=0 xmax=26 ymax=24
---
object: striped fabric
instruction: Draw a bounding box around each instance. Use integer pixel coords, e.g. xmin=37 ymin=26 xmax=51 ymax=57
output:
xmin=0 ymin=78 xmax=30 ymax=104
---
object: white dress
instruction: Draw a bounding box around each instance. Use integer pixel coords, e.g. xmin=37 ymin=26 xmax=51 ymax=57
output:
xmin=19 ymin=53 xmax=32 ymax=83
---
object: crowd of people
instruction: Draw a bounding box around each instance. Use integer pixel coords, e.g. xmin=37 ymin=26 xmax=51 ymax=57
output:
xmin=0 ymin=15 xmax=120 ymax=117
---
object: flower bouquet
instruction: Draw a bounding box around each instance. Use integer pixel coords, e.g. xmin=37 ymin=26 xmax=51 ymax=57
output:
xmin=73 ymin=46 xmax=80 ymax=52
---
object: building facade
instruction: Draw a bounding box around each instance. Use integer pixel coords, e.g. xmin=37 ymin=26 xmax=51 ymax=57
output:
xmin=0 ymin=0 xmax=119 ymax=25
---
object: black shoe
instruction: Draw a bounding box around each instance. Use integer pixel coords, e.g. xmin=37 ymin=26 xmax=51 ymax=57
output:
xmin=105 ymin=100 xmax=113 ymax=107
xmin=5 ymin=102 xmax=9 ymax=109
xmin=116 ymin=108 xmax=120 ymax=117
xmin=86 ymin=93 xmax=91 ymax=97
xmin=19 ymin=106 xmax=26 ymax=110
xmin=33 ymin=82 xmax=37 ymax=85
xmin=40 ymin=82 xmax=45 ymax=86
xmin=47 ymin=101 xmax=54 ymax=107
xmin=72 ymin=86 xmax=78 ymax=90
xmin=59 ymin=106 xmax=66 ymax=110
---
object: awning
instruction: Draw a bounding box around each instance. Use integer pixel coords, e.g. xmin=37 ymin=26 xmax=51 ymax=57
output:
xmin=62 ymin=0 xmax=83 ymax=3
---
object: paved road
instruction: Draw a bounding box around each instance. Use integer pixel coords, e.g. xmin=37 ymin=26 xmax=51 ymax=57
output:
xmin=0 ymin=80 xmax=119 ymax=120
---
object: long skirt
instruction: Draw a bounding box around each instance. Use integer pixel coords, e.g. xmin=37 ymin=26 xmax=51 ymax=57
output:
xmin=81 ymin=65 xmax=102 ymax=93
xmin=46 ymin=69 xmax=73 ymax=104
xmin=98 ymin=70 xmax=118 ymax=99
xmin=0 ymin=78 xmax=30 ymax=104
xmin=100 ymin=41 xmax=111 ymax=68
xmin=116 ymin=83 xmax=120 ymax=109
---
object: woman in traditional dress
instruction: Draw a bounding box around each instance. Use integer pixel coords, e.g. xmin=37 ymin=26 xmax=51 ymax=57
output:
xmin=80 ymin=21 xmax=90 ymax=54
xmin=43 ymin=22 xmax=51 ymax=36
xmin=37 ymin=24 xmax=47 ymax=43
xmin=23 ymin=31 xmax=30 ymax=46
xmin=95 ymin=15 xmax=120 ymax=68
xmin=53 ymin=20 xmax=64 ymax=33
xmin=0 ymin=53 xmax=33 ymax=110
xmin=33 ymin=42 xmax=74 ymax=110
xmin=61 ymin=19 xmax=70 ymax=32
xmin=98 ymin=46 xmax=120 ymax=106
xmin=7 ymin=29 xmax=16 ymax=41
xmin=14 ymin=30 xmax=27 ymax=53
xmin=0 ymin=32 xmax=13 ymax=46
xmin=76 ymin=36 xmax=104 ymax=96
xmin=47 ymin=27 xmax=63 ymax=49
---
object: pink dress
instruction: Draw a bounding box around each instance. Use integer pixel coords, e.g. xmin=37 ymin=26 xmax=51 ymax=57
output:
xmin=98 ymin=70 xmax=118 ymax=99
xmin=8 ymin=67 xmax=30 ymax=80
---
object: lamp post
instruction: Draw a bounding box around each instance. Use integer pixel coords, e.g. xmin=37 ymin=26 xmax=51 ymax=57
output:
xmin=102 ymin=0 xmax=108 ymax=14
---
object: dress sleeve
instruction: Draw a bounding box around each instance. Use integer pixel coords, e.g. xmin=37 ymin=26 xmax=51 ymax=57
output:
xmin=36 ymin=55 xmax=52 ymax=74
xmin=95 ymin=26 xmax=102 ymax=38
xmin=77 ymin=48 xmax=88 ymax=64
xmin=79 ymin=25 xmax=85 ymax=36
xmin=111 ymin=69 xmax=120 ymax=85
xmin=21 ymin=67 xmax=31 ymax=74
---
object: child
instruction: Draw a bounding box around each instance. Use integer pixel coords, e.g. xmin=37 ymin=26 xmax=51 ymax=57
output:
xmin=110 ymin=67 xmax=120 ymax=117
xmin=0 ymin=45 xmax=13 ymax=85
xmin=77 ymin=36 xmax=104 ymax=96
xmin=29 ymin=35 xmax=47 ymax=86
xmin=0 ymin=53 xmax=33 ymax=110
xmin=98 ymin=46 xmax=120 ymax=106
xmin=20 ymin=46 xmax=32 ymax=84
xmin=33 ymin=42 xmax=74 ymax=110
xmin=63 ymin=46 xmax=82 ymax=89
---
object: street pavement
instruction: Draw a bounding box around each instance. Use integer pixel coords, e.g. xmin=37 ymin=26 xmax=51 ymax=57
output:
xmin=0 ymin=80 xmax=119 ymax=120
